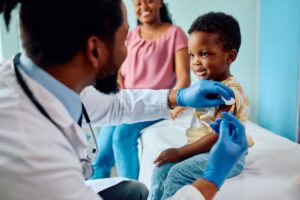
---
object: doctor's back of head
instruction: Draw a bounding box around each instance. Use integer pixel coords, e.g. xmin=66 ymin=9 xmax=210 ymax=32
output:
xmin=0 ymin=0 xmax=129 ymax=94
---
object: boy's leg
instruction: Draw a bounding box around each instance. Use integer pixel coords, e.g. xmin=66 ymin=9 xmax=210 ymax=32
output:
xmin=98 ymin=180 xmax=148 ymax=200
xmin=113 ymin=120 xmax=161 ymax=179
xmin=161 ymin=153 xmax=245 ymax=199
xmin=91 ymin=126 xmax=116 ymax=179
xmin=148 ymin=163 xmax=176 ymax=200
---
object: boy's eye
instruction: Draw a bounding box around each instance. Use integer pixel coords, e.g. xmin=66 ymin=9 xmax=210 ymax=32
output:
xmin=188 ymin=53 xmax=194 ymax=58
xmin=200 ymin=52 xmax=209 ymax=57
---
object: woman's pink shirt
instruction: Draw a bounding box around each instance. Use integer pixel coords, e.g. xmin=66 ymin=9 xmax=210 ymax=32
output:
xmin=120 ymin=25 xmax=188 ymax=89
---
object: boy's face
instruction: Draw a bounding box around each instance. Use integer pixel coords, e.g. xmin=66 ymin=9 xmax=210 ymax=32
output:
xmin=188 ymin=31 xmax=232 ymax=81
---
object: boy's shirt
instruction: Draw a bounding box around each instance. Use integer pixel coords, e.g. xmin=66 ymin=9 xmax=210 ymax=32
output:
xmin=186 ymin=76 xmax=254 ymax=147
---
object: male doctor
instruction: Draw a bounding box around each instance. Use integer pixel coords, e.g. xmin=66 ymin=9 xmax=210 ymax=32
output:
xmin=0 ymin=0 xmax=247 ymax=200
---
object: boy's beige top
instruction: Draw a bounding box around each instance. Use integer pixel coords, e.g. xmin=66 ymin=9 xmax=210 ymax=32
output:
xmin=186 ymin=76 xmax=254 ymax=147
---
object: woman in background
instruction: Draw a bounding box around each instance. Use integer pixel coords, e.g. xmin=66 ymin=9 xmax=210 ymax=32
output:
xmin=92 ymin=0 xmax=190 ymax=179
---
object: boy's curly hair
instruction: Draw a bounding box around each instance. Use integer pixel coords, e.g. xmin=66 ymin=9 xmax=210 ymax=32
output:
xmin=188 ymin=12 xmax=241 ymax=53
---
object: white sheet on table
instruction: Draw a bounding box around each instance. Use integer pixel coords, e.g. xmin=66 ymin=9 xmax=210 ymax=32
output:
xmin=138 ymin=110 xmax=300 ymax=200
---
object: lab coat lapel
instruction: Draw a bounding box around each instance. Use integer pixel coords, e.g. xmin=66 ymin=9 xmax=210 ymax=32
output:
xmin=11 ymin=60 xmax=88 ymax=158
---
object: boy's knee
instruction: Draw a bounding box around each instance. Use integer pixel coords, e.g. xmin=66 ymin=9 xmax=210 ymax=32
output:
xmin=167 ymin=163 xmax=184 ymax=178
xmin=153 ymin=165 xmax=166 ymax=178
xmin=164 ymin=162 xmax=193 ymax=186
xmin=151 ymin=163 xmax=175 ymax=183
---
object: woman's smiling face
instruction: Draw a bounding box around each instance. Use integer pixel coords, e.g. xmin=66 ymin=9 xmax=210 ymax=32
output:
xmin=132 ymin=0 xmax=162 ymax=24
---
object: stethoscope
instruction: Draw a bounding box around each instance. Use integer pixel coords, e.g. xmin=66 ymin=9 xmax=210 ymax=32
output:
xmin=13 ymin=53 xmax=98 ymax=179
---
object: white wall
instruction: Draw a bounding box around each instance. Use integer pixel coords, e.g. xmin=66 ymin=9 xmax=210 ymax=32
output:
xmin=0 ymin=9 xmax=20 ymax=61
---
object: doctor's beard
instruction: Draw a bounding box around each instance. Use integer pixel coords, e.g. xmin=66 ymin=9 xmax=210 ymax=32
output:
xmin=94 ymin=71 xmax=119 ymax=94
xmin=94 ymin=44 xmax=123 ymax=94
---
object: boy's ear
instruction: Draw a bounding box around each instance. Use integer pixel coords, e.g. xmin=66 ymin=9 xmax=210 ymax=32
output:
xmin=226 ymin=50 xmax=237 ymax=64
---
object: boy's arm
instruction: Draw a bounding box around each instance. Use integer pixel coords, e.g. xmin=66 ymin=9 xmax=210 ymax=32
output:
xmin=177 ymin=105 xmax=235 ymax=159
xmin=154 ymin=105 xmax=235 ymax=166
xmin=176 ymin=132 xmax=218 ymax=160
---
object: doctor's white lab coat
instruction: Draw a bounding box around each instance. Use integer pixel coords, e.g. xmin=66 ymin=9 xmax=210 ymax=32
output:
xmin=0 ymin=58 xmax=172 ymax=200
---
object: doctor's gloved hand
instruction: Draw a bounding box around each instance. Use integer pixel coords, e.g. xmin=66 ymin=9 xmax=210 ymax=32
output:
xmin=176 ymin=80 xmax=234 ymax=108
xmin=203 ymin=112 xmax=248 ymax=189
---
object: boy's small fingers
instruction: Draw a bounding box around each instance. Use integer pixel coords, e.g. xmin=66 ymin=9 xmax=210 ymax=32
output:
xmin=154 ymin=156 xmax=161 ymax=164
xmin=156 ymin=160 xmax=164 ymax=167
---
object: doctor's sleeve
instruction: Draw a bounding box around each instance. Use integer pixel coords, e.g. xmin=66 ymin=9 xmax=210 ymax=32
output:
xmin=80 ymin=87 xmax=171 ymax=126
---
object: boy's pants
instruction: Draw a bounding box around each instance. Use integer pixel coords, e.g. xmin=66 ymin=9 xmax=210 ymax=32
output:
xmin=148 ymin=153 xmax=245 ymax=200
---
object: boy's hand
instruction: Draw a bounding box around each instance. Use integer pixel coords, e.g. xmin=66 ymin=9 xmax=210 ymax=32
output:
xmin=154 ymin=148 xmax=182 ymax=166
xmin=171 ymin=107 xmax=187 ymax=120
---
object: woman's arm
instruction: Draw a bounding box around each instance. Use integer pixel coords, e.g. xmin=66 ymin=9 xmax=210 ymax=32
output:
xmin=117 ymin=69 xmax=125 ymax=89
xmin=174 ymin=47 xmax=190 ymax=89
xmin=171 ymin=47 xmax=191 ymax=119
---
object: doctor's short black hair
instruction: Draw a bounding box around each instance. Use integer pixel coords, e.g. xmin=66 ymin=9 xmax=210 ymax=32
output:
xmin=188 ymin=12 xmax=241 ymax=53
xmin=0 ymin=0 xmax=122 ymax=66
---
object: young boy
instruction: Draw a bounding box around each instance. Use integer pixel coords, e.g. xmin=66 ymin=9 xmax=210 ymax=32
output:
xmin=148 ymin=12 xmax=254 ymax=200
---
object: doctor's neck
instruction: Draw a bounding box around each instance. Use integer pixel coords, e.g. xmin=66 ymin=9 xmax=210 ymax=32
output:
xmin=41 ymin=54 xmax=96 ymax=94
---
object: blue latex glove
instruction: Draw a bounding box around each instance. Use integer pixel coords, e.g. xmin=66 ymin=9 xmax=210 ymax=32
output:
xmin=210 ymin=118 xmax=222 ymax=134
xmin=203 ymin=112 xmax=248 ymax=189
xmin=176 ymin=80 xmax=234 ymax=108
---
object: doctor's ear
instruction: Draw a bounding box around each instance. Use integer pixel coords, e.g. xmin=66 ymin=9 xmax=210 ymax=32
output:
xmin=226 ymin=50 xmax=237 ymax=64
xmin=86 ymin=36 xmax=105 ymax=68
xmin=92 ymin=48 xmax=99 ymax=58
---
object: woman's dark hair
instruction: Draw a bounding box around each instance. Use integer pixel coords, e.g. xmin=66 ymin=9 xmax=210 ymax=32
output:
xmin=188 ymin=12 xmax=241 ymax=53
xmin=0 ymin=0 xmax=123 ymax=66
xmin=137 ymin=2 xmax=172 ymax=25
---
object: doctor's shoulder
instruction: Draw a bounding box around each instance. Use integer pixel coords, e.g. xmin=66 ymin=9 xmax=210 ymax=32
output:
xmin=0 ymin=59 xmax=22 ymax=106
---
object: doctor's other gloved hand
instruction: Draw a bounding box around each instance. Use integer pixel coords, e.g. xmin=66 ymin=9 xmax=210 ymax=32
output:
xmin=176 ymin=80 xmax=234 ymax=108
xmin=202 ymin=112 xmax=248 ymax=189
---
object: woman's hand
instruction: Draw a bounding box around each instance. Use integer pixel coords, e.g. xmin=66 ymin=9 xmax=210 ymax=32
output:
xmin=154 ymin=148 xmax=182 ymax=166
